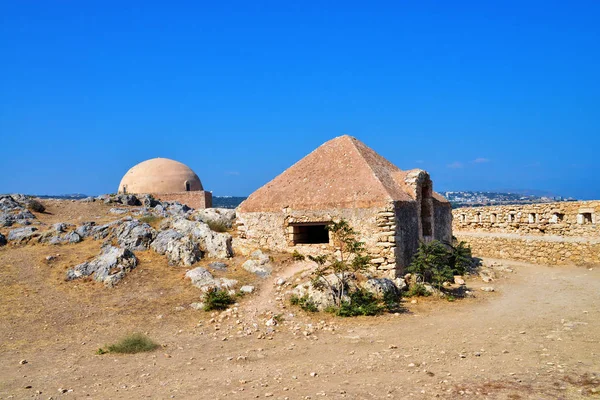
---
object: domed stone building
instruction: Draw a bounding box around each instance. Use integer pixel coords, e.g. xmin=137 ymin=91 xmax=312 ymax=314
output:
xmin=118 ymin=158 xmax=212 ymax=209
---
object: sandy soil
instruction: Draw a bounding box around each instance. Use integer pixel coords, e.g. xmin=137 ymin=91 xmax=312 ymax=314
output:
xmin=0 ymin=200 xmax=599 ymax=399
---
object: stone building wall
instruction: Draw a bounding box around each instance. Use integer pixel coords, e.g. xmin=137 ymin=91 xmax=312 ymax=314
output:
xmin=236 ymin=202 xmax=401 ymax=278
xmin=452 ymin=201 xmax=600 ymax=266
xmin=154 ymin=191 xmax=212 ymax=209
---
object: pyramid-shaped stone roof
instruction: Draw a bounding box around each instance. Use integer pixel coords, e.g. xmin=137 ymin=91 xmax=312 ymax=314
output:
xmin=238 ymin=135 xmax=448 ymax=212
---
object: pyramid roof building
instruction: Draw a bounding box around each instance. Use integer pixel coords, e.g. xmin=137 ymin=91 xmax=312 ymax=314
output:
xmin=239 ymin=135 xmax=448 ymax=212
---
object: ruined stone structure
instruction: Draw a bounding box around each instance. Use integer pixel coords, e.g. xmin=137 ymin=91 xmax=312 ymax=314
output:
xmin=236 ymin=135 xmax=452 ymax=278
xmin=118 ymin=158 xmax=212 ymax=209
xmin=453 ymin=201 xmax=600 ymax=266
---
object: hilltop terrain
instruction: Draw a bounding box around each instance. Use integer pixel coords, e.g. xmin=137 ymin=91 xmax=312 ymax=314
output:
xmin=0 ymin=198 xmax=598 ymax=399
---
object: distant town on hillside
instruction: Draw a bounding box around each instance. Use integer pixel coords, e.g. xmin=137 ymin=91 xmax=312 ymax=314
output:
xmin=442 ymin=191 xmax=576 ymax=208
xmin=20 ymin=191 xmax=577 ymax=209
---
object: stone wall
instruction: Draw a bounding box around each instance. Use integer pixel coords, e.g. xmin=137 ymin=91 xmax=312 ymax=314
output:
xmin=237 ymin=199 xmax=453 ymax=278
xmin=236 ymin=203 xmax=401 ymax=277
xmin=154 ymin=191 xmax=212 ymax=209
xmin=452 ymin=201 xmax=600 ymax=266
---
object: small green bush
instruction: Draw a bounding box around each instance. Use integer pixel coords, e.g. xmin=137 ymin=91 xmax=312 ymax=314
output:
xmin=26 ymin=199 xmax=45 ymax=213
xmin=406 ymin=283 xmax=431 ymax=297
xmin=292 ymin=250 xmax=305 ymax=261
xmin=289 ymin=294 xmax=318 ymax=313
xmin=335 ymin=289 xmax=383 ymax=317
xmin=206 ymin=220 xmax=229 ymax=233
xmin=203 ymin=288 xmax=235 ymax=311
xmin=101 ymin=333 xmax=159 ymax=354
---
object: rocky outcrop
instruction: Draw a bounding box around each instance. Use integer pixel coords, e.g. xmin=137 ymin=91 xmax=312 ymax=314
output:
xmin=0 ymin=195 xmax=38 ymax=227
xmin=75 ymin=222 xmax=96 ymax=238
xmin=242 ymin=250 xmax=272 ymax=277
xmin=115 ymin=219 xmax=156 ymax=251
xmin=151 ymin=229 xmax=183 ymax=254
xmin=165 ymin=236 xmax=201 ymax=266
xmin=66 ymin=245 xmax=137 ymax=286
xmin=192 ymin=208 xmax=236 ymax=229
xmin=171 ymin=217 xmax=233 ymax=259
xmin=362 ymin=278 xmax=399 ymax=298
xmin=0 ymin=233 xmax=6 ymax=246
xmin=7 ymin=227 xmax=39 ymax=244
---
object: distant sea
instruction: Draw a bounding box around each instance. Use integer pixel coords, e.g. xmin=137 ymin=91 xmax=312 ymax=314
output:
xmin=28 ymin=194 xmax=248 ymax=209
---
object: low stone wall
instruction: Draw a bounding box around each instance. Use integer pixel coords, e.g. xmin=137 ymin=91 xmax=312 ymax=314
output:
xmin=453 ymin=201 xmax=600 ymax=266
xmin=154 ymin=191 xmax=212 ymax=209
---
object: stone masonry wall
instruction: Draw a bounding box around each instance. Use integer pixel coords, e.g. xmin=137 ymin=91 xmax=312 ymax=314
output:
xmin=154 ymin=191 xmax=212 ymax=209
xmin=236 ymin=202 xmax=401 ymax=278
xmin=452 ymin=201 xmax=600 ymax=266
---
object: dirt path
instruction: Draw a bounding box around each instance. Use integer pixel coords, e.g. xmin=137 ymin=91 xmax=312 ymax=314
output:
xmin=241 ymin=260 xmax=314 ymax=323
xmin=0 ymin=246 xmax=599 ymax=399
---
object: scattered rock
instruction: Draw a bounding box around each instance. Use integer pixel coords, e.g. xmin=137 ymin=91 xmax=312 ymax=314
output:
xmin=75 ymin=222 xmax=97 ymax=238
xmin=115 ymin=219 xmax=156 ymax=251
xmin=208 ymin=261 xmax=228 ymax=271
xmin=480 ymin=286 xmax=495 ymax=292
xmin=479 ymin=268 xmax=495 ymax=283
xmin=19 ymin=359 xmax=27 ymax=365
xmin=454 ymin=276 xmax=466 ymax=285
xmin=66 ymin=245 xmax=138 ymax=286
xmin=0 ymin=233 xmax=6 ymax=246
xmin=185 ymin=267 xmax=237 ymax=291
xmin=109 ymin=208 xmax=129 ymax=215
xmin=190 ymin=302 xmax=205 ymax=310
xmin=7 ymin=226 xmax=38 ymax=244
xmin=242 ymin=250 xmax=273 ymax=277
xmin=240 ymin=285 xmax=255 ymax=294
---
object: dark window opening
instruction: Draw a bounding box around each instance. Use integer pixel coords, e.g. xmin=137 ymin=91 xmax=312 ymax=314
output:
xmin=292 ymin=223 xmax=330 ymax=244
xmin=421 ymin=185 xmax=433 ymax=237
xmin=185 ymin=181 xmax=191 ymax=191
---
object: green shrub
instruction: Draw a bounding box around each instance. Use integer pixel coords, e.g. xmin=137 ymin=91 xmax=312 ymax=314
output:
xmin=203 ymin=288 xmax=235 ymax=311
xmin=335 ymin=289 xmax=383 ymax=317
xmin=206 ymin=220 xmax=229 ymax=233
xmin=100 ymin=333 xmax=159 ymax=354
xmin=406 ymin=283 xmax=431 ymax=297
xmin=26 ymin=199 xmax=45 ymax=213
xmin=406 ymin=240 xmax=474 ymax=290
xmin=449 ymin=241 xmax=473 ymax=275
xmin=292 ymin=250 xmax=305 ymax=261
xmin=289 ymin=294 xmax=318 ymax=313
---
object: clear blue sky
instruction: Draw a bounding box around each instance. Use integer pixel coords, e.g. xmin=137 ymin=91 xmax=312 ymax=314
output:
xmin=1 ymin=1 xmax=598 ymax=199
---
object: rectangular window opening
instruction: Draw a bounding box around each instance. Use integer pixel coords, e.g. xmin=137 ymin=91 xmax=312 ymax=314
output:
xmin=578 ymin=212 xmax=593 ymax=224
xmin=291 ymin=223 xmax=330 ymax=245
xmin=551 ymin=213 xmax=564 ymax=223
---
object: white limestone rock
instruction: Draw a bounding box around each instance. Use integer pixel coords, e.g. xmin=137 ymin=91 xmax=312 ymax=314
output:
xmin=66 ymin=245 xmax=137 ymax=287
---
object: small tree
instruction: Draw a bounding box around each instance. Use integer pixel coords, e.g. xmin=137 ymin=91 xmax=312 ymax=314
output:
xmin=448 ymin=240 xmax=473 ymax=276
xmin=309 ymin=220 xmax=370 ymax=307
xmin=406 ymin=241 xmax=454 ymax=290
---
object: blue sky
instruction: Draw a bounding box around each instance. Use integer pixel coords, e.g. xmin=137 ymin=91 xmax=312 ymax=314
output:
xmin=1 ymin=1 xmax=599 ymax=199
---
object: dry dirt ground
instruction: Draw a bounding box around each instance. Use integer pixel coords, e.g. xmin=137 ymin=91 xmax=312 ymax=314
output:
xmin=1 ymin=201 xmax=599 ymax=399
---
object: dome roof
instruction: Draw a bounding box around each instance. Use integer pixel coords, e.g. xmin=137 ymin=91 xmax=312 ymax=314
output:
xmin=118 ymin=158 xmax=203 ymax=194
